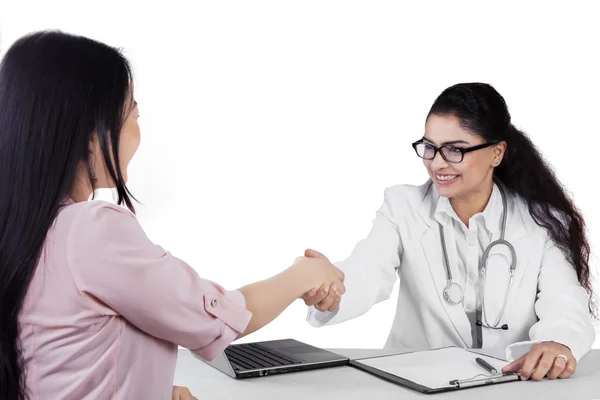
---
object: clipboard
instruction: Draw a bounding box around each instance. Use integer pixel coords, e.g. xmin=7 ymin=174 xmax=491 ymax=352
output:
xmin=349 ymin=346 xmax=520 ymax=394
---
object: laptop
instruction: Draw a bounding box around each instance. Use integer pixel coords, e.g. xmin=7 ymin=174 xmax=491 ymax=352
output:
xmin=200 ymin=339 xmax=349 ymax=378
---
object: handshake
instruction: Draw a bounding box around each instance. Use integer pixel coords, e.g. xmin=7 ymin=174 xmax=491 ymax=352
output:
xmin=293 ymin=249 xmax=346 ymax=312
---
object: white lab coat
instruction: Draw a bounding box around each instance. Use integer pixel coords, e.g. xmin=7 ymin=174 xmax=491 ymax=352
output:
xmin=307 ymin=181 xmax=596 ymax=361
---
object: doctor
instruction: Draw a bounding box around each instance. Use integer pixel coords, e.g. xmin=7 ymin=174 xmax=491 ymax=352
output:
xmin=302 ymin=82 xmax=596 ymax=381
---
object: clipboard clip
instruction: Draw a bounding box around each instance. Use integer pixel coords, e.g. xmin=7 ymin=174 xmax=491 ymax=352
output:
xmin=449 ymin=372 xmax=520 ymax=388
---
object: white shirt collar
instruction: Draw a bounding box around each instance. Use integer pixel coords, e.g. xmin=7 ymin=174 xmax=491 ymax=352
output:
xmin=433 ymin=183 xmax=503 ymax=235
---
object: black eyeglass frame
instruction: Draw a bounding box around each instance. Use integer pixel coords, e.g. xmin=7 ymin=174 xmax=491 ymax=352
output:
xmin=411 ymin=139 xmax=500 ymax=163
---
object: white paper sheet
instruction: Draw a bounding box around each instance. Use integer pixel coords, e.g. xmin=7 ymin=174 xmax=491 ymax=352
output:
xmin=356 ymin=347 xmax=510 ymax=389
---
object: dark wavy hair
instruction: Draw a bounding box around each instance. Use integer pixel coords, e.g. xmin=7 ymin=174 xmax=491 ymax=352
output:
xmin=427 ymin=82 xmax=596 ymax=319
xmin=0 ymin=31 xmax=136 ymax=399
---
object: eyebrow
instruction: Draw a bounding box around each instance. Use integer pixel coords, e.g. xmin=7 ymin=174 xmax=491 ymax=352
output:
xmin=422 ymin=137 xmax=470 ymax=146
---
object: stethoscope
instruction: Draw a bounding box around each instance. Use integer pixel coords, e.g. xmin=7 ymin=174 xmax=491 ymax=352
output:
xmin=439 ymin=182 xmax=517 ymax=331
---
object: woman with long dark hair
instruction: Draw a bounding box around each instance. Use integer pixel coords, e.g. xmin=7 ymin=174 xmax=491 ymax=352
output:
xmin=0 ymin=31 xmax=345 ymax=399
xmin=304 ymin=82 xmax=596 ymax=381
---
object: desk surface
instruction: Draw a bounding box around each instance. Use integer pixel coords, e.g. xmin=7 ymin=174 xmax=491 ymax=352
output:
xmin=174 ymin=348 xmax=600 ymax=399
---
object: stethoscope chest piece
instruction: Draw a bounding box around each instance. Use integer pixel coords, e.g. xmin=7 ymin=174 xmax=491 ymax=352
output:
xmin=443 ymin=282 xmax=464 ymax=305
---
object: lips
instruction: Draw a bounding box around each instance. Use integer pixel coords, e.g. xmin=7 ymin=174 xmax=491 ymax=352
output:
xmin=434 ymin=174 xmax=459 ymax=184
xmin=436 ymin=174 xmax=458 ymax=181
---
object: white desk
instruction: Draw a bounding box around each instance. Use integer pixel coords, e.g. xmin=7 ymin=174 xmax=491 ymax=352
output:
xmin=174 ymin=348 xmax=600 ymax=399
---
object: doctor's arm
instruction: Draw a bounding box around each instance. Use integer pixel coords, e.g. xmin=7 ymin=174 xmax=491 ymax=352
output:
xmin=305 ymin=187 xmax=403 ymax=327
xmin=502 ymin=237 xmax=596 ymax=380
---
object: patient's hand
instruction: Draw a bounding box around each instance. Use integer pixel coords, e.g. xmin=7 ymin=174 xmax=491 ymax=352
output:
xmin=301 ymin=249 xmax=344 ymax=312
xmin=172 ymin=385 xmax=197 ymax=400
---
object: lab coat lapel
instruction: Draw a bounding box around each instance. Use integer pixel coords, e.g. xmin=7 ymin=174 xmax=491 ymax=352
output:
xmin=420 ymin=225 xmax=472 ymax=347
xmin=418 ymin=184 xmax=472 ymax=348
xmin=502 ymin=197 xmax=535 ymax=310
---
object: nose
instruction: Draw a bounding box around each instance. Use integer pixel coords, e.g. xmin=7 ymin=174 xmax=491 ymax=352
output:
xmin=430 ymin=150 xmax=449 ymax=170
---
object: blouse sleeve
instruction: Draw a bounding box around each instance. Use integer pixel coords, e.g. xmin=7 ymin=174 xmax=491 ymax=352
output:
xmin=66 ymin=201 xmax=252 ymax=360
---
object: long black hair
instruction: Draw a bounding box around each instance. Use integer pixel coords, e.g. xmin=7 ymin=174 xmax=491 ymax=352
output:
xmin=0 ymin=30 xmax=136 ymax=399
xmin=428 ymin=82 xmax=596 ymax=318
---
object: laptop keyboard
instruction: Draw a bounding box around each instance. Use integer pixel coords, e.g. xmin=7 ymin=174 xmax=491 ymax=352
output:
xmin=224 ymin=343 xmax=302 ymax=371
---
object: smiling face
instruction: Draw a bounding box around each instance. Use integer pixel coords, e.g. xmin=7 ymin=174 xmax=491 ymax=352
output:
xmin=422 ymin=114 xmax=505 ymax=200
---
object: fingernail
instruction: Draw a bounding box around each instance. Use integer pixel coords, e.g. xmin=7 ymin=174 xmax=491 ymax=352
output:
xmin=323 ymin=287 xmax=328 ymax=294
xmin=309 ymin=289 xmax=316 ymax=296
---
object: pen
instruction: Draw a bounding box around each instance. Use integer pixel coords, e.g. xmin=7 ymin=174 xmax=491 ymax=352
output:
xmin=475 ymin=357 xmax=497 ymax=375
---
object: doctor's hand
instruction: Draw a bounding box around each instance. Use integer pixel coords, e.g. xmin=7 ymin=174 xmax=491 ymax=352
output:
xmin=301 ymin=249 xmax=345 ymax=312
xmin=501 ymin=342 xmax=576 ymax=381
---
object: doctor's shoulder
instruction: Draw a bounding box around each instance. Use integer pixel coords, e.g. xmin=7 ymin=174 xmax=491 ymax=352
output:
xmin=380 ymin=181 xmax=432 ymax=211
xmin=509 ymin=191 xmax=572 ymax=239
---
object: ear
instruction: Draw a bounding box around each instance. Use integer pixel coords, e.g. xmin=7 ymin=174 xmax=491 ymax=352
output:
xmin=89 ymin=131 xmax=99 ymax=154
xmin=493 ymin=141 xmax=507 ymax=165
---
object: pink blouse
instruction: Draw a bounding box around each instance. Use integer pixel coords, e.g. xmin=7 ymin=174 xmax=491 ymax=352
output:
xmin=18 ymin=200 xmax=252 ymax=399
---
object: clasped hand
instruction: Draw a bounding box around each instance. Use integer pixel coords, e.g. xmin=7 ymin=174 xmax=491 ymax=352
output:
xmin=297 ymin=249 xmax=346 ymax=312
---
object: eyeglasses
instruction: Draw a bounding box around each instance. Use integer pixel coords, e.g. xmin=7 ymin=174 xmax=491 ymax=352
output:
xmin=412 ymin=140 xmax=499 ymax=163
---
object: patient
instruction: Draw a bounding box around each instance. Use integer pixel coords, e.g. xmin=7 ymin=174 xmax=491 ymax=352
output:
xmin=0 ymin=31 xmax=344 ymax=400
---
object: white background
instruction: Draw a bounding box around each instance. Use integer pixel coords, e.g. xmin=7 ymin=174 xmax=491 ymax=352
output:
xmin=2 ymin=1 xmax=599 ymax=350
